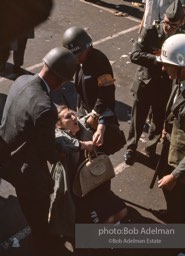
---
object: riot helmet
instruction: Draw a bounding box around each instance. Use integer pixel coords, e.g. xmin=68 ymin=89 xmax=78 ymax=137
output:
xmin=157 ymin=34 xmax=185 ymax=66
xmin=43 ymin=47 xmax=77 ymax=80
xmin=62 ymin=27 xmax=92 ymax=55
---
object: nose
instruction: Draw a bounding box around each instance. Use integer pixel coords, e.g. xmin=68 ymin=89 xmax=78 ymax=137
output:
xmin=71 ymin=114 xmax=76 ymax=120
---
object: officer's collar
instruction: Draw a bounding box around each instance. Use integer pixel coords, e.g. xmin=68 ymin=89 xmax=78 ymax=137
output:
xmin=38 ymin=74 xmax=50 ymax=94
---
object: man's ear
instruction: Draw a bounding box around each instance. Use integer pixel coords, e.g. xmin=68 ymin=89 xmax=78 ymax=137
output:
xmin=55 ymin=120 xmax=62 ymax=129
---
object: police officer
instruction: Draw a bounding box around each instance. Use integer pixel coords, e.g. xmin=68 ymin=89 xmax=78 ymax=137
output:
xmin=62 ymin=27 xmax=117 ymax=149
xmin=0 ymin=47 xmax=77 ymax=255
xmin=157 ymin=34 xmax=185 ymax=223
xmin=124 ymin=0 xmax=184 ymax=165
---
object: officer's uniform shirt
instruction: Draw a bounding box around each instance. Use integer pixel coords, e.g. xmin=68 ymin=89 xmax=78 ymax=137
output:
xmin=168 ymin=80 xmax=185 ymax=173
xmin=75 ymin=48 xmax=115 ymax=116
xmin=177 ymin=23 xmax=185 ymax=33
xmin=130 ymin=22 xmax=172 ymax=94
xmin=132 ymin=0 xmax=185 ymax=78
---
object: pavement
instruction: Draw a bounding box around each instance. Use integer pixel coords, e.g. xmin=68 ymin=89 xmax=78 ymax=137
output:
xmin=0 ymin=0 xmax=184 ymax=256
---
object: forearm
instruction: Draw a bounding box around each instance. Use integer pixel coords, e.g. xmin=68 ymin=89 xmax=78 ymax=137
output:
xmin=130 ymin=26 xmax=160 ymax=68
xmin=158 ymin=158 xmax=185 ymax=190
xmin=79 ymin=140 xmax=94 ymax=151
xmin=55 ymin=129 xmax=81 ymax=153
xmin=93 ymin=85 xmax=115 ymax=115
xmin=130 ymin=49 xmax=157 ymax=68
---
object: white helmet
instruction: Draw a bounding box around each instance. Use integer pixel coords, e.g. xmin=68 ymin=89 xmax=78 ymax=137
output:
xmin=157 ymin=34 xmax=185 ymax=66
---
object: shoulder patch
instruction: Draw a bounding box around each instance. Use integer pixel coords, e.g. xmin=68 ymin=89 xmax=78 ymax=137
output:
xmin=97 ymin=74 xmax=115 ymax=87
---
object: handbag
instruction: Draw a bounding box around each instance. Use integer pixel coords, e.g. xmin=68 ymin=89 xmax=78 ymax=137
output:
xmin=73 ymin=150 xmax=115 ymax=197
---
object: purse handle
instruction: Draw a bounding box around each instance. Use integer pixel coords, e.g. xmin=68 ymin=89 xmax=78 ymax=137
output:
xmin=84 ymin=149 xmax=98 ymax=162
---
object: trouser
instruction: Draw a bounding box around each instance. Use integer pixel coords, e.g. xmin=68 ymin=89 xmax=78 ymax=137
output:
xmin=158 ymin=140 xmax=185 ymax=223
xmin=0 ymin=37 xmax=27 ymax=67
xmin=16 ymin=193 xmax=53 ymax=255
xmin=0 ymin=46 xmax=9 ymax=68
xmin=13 ymin=37 xmax=28 ymax=67
xmin=164 ymin=184 xmax=185 ymax=223
xmin=127 ymin=85 xmax=170 ymax=152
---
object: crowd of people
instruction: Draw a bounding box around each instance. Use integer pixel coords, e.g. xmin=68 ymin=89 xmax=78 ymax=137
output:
xmin=124 ymin=0 xmax=185 ymax=226
xmin=0 ymin=0 xmax=185 ymax=255
xmin=124 ymin=0 xmax=184 ymax=165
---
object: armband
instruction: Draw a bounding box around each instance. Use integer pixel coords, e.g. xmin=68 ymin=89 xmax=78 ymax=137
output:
xmin=97 ymin=74 xmax=115 ymax=87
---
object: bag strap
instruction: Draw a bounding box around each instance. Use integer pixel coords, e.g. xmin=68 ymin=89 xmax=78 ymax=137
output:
xmin=84 ymin=149 xmax=98 ymax=161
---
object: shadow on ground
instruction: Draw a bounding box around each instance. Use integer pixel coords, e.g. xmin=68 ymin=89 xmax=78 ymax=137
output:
xmin=115 ymin=100 xmax=132 ymax=122
xmin=84 ymin=0 xmax=144 ymax=19
xmin=135 ymin=151 xmax=159 ymax=170
xmin=76 ymin=206 xmax=180 ymax=256
xmin=0 ymin=63 xmax=34 ymax=81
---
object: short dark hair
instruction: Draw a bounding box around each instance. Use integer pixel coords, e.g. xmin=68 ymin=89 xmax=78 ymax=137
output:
xmin=57 ymin=105 xmax=69 ymax=119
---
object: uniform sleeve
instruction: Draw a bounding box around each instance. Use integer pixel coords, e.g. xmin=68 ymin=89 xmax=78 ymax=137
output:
xmin=178 ymin=101 xmax=185 ymax=131
xmin=55 ymin=129 xmax=80 ymax=153
xmin=94 ymin=82 xmax=115 ymax=115
xmin=93 ymin=57 xmax=115 ymax=115
xmin=172 ymin=157 xmax=185 ymax=182
xmin=130 ymin=26 xmax=159 ymax=68
xmin=34 ymin=108 xmax=60 ymax=164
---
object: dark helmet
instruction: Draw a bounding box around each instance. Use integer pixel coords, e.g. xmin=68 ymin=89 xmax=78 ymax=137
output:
xmin=43 ymin=47 xmax=77 ymax=80
xmin=62 ymin=27 xmax=92 ymax=55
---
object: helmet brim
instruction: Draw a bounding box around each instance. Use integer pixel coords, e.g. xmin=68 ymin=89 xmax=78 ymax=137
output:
xmin=72 ymin=43 xmax=92 ymax=55
xmin=156 ymin=55 xmax=162 ymax=62
xmin=156 ymin=55 xmax=181 ymax=66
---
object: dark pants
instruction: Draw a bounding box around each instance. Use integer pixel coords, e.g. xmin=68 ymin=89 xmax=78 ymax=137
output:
xmin=0 ymin=37 xmax=28 ymax=67
xmin=16 ymin=193 xmax=53 ymax=255
xmin=13 ymin=37 xmax=28 ymax=67
xmin=127 ymin=83 xmax=172 ymax=152
xmin=164 ymin=184 xmax=185 ymax=223
xmin=158 ymin=139 xmax=185 ymax=223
